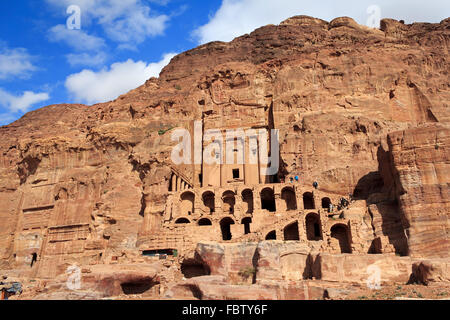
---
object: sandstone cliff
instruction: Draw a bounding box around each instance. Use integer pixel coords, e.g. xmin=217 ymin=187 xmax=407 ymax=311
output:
xmin=0 ymin=16 xmax=448 ymax=299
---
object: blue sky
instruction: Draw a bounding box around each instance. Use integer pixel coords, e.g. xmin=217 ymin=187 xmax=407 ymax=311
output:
xmin=0 ymin=0 xmax=448 ymax=126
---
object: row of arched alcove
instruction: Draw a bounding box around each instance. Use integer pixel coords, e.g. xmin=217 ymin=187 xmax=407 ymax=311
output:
xmin=174 ymin=216 xmax=252 ymax=241
xmin=178 ymin=187 xmax=333 ymax=216
xmin=173 ymin=213 xmax=352 ymax=253
xmin=264 ymin=218 xmax=352 ymax=254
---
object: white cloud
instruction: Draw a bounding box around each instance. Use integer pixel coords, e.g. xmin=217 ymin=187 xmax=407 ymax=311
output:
xmin=193 ymin=0 xmax=333 ymax=44
xmin=66 ymin=52 xmax=107 ymax=67
xmin=46 ymin=0 xmax=169 ymax=46
xmin=48 ymin=24 xmax=106 ymax=52
xmin=65 ymin=53 xmax=177 ymax=104
xmin=47 ymin=24 xmax=107 ymax=67
xmin=0 ymin=88 xmax=50 ymax=114
xmin=0 ymin=46 xmax=37 ymax=80
xmin=193 ymin=0 xmax=450 ymax=44
xmin=102 ymin=6 xmax=168 ymax=44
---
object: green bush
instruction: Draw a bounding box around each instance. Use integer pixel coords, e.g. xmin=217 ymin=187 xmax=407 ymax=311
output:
xmin=158 ymin=127 xmax=174 ymax=135
xmin=238 ymin=267 xmax=256 ymax=279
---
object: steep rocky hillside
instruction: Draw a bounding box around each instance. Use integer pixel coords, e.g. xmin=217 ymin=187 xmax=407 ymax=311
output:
xmin=0 ymin=16 xmax=448 ymax=300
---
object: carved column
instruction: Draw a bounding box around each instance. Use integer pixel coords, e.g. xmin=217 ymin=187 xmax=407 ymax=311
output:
xmin=171 ymin=174 xmax=177 ymax=192
xmin=274 ymin=191 xmax=283 ymax=213
xmin=176 ymin=176 xmax=180 ymax=192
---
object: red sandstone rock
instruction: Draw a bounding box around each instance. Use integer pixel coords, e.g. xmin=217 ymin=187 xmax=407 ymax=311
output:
xmin=388 ymin=125 xmax=450 ymax=259
xmin=0 ymin=15 xmax=448 ymax=300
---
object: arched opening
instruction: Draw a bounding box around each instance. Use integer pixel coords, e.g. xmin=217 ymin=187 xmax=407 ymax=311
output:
xmin=281 ymin=187 xmax=297 ymax=211
xmin=241 ymin=217 xmax=252 ymax=235
xmin=303 ymin=192 xmax=315 ymax=210
xmin=241 ymin=189 xmax=254 ymax=214
xmin=261 ymin=188 xmax=276 ymax=212
xmin=181 ymin=191 xmax=195 ymax=215
xmin=283 ymin=221 xmax=300 ymax=240
xmin=330 ymin=224 xmax=352 ymax=253
xmin=222 ymin=191 xmax=236 ymax=214
xmin=121 ymin=280 xmax=158 ymax=295
xmin=265 ymin=230 xmax=276 ymax=240
xmin=198 ymin=218 xmax=212 ymax=226
xmin=220 ymin=217 xmax=235 ymax=241
xmin=321 ymin=197 xmax=331 ymax=210
xmin=202 ymin=191 xmax=215 ymax=214
xmin=368 ymin=237 xmax=382 ymax=254
xmin=181 ymin=259 xmax=210 ymax=279
xmin=30 ymin=253 xmax=37 ymax=267
xmin=305 ymin=213 xmax=322 ymax=241
xmin=175 ymin=218 xmax=190 ymax=224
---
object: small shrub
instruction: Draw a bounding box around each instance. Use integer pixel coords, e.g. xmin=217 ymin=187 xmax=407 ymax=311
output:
xmin=238 ymin=267 xmax=256 ymax=280
xmin=158 ymin=127 xmax=174 ymax=136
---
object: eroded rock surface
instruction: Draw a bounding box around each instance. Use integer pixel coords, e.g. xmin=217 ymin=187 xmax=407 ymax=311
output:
xmin=0 ymin=15 xmax=449 ymax=300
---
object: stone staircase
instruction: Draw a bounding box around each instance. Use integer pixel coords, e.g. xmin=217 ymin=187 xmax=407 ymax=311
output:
xmin=230 ymin=210 xmax=307 ymax=243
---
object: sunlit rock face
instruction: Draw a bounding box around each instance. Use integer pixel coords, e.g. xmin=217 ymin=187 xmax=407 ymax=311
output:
xmin=0 ymin=16 xmax=449 ymax=300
